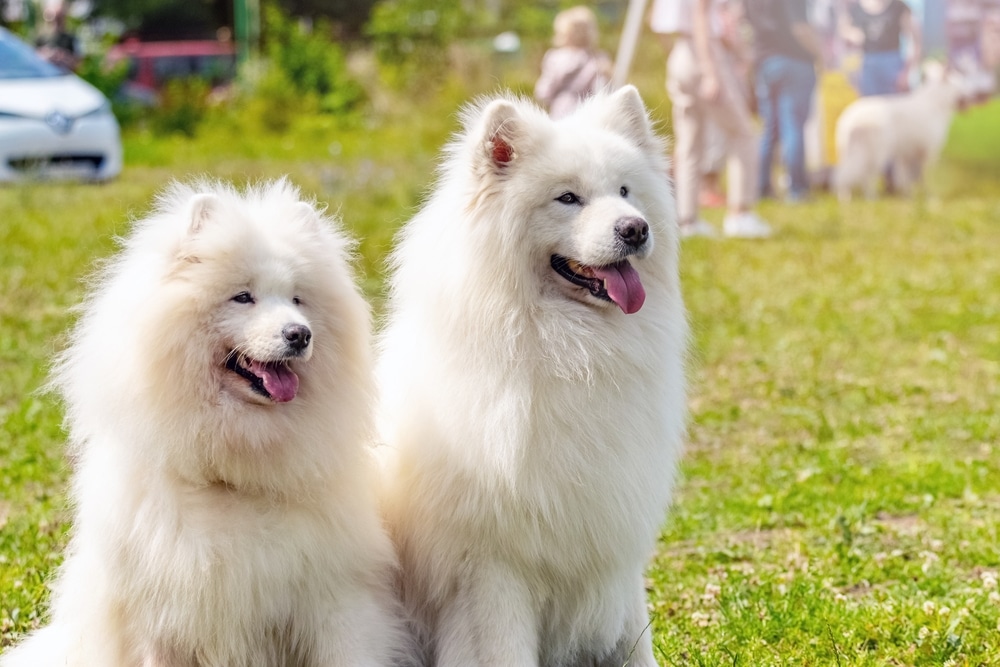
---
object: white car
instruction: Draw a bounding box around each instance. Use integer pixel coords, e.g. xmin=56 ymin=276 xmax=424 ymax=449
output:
xmin=0 ymin=27 xmax=122 ymax=182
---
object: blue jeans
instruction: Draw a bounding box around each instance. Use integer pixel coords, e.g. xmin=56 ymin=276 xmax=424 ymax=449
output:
xmin=755 ymin=55 xmax=816 ymax=199
xmin=860 ymin=50 xmax=905 ymax=96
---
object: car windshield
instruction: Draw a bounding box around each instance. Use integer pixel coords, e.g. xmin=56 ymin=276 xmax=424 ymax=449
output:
xmin=0 ymin=29 xmax=67 ymax=79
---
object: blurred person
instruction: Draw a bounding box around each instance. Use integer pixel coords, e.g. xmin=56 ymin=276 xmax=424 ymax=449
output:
xmin=34 ymin=3 xmax=79 ymax=71
xmin=745 ymin=0 xmax=823 ymax=202
xmin=652 ymin=0 xmax=772 ymax=238
xmin=700 ymin=0 xmax=754 ymax=209
xmin=840 ymin=0 xmax=921 ymax=96
xmin=534 ymin=6 xmax=613 ymax=119
xmin=699 ymin=122 xmax=727 ymax=208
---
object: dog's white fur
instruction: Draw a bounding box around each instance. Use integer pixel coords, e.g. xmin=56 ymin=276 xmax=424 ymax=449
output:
xmin=834 ymin=62 xmax=966 ymax=200
xmin=376 ymin=87 xmax=688 ymax=666
xmin=1 ymin=180 xmax=413 ymax=667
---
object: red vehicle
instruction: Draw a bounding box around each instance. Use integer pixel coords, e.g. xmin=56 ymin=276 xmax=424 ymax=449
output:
xmin=107 ymin=39 xmax=236 ymax=101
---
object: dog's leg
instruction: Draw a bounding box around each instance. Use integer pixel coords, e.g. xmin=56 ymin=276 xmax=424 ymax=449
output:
xmin=435 ymin=562 xmax=538 ymax=667
xmin=893 ymin=158 xmax=915 ymax=196
xmin=833 ymin=165 xmax=852 ymax=204
xmin=597 ymin=579 xmax=660 ymax=667
xmin=141 ymin=648 xmax=196 ymax=667
xmin=305 ymin=581 xmax=420 ymax=667
xmin=863 ymin=174 xmax=878 ymax=201
xmin=912 ymin=151 xmax=929 ymax=194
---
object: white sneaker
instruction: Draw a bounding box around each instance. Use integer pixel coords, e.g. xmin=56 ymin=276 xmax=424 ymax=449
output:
xmin=723 ymin=211 xmax=773 ymax=239
xmin=679 ymin=218 xmax=717 ymax=238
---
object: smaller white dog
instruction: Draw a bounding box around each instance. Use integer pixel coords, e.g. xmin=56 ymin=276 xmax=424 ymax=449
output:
xmin=834 ymin=62 xmax=967 ymax=200
xmin=1 ymin=180 xmax=414 ymax=667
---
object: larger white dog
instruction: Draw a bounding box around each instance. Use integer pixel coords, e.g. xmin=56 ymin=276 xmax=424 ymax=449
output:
xmin=834 ymin=63 xmax=966 ymax=200
xmin=1 ymin=180 xmax=413 ymax=667
xmin=377 ymin=87 xmax=688 ymax=666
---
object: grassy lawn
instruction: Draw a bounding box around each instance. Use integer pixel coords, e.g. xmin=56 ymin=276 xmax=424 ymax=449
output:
xmin=1 ymin=62 xmax=999 ymax=663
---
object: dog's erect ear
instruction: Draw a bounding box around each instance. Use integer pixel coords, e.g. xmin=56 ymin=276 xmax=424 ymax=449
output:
xmin=294 ymin=201 xmax=316 ymax=219
xmin=603 ymin=85 xmax=657 ymax=150
xmin=292 ymin=201 xmax=323 ymax=230
xmin=922 ymin=60 xmax=946 ymax=83
xmin=479 ymin=99 xmax=522 ymax=171
xmin=176 ymin=192 xmax=220 ymax=265
xmin=187 ymin=193 xmax=220 ymax=235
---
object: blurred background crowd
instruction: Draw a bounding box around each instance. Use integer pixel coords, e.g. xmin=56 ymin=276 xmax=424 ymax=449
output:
xmin=526 ymin=0 xmax=998 ymax=237
xmin=0 ymin=0 xmax=997 ymax=199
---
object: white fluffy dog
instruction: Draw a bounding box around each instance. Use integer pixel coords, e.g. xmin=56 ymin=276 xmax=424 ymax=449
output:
xmin=1 ymin=180 xmax=414 ymax=667
xmin=834 ymin=62 xmax=966 ymax=200
xmin=376 ymin=86 xmax=688 ymax=666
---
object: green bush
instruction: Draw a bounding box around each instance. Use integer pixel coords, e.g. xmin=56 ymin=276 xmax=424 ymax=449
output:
xmin=365 ymin=0 xmax=473 ymax=87
xmin=261 ymin=2 xmax=364 ymax=115
xmin=502 ymin=3 xmax=558 ymax=45
xmin=236 ymin=59 xmax=301 ymax=133
xmin=75 ymin=53 xmax=129 ymax=100
xmin=150 ymin=78 xmax=210 ymax=137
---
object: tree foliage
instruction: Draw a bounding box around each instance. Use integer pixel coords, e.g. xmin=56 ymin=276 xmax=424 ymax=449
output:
xmin=90 ymin=0 xmax=376 ymax=40
xmin=365 ymin=0 xmax=473 ymax=85
xmin=92 ymin=0 xmax=226 ymax=38
xmin=260 ymin=2 xmax=363 ymax=114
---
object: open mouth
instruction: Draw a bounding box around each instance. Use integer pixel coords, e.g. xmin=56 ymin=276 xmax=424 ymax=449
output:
xmin=224 ymin=353 xmax=300 ymax=403
xmin=550 ymin=254 xmax=646 ymax=314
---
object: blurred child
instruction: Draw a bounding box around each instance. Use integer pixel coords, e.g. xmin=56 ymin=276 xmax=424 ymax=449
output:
xmin=534 ymin=6 xmax=612 ymax=119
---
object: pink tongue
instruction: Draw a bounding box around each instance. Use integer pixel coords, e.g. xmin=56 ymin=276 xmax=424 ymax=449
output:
xmin=592 ymin=262 xmax=645 ymax=314
xmin=248 ymin=360 xmax=299 ymax=403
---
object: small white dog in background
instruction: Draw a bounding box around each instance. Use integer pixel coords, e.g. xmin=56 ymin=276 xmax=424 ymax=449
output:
xmin=1 ymin=180 xmax=414 ymax=667
xmin=377 ymin=86 xmax=688 ymax=667
xmin=834 ymin=61 xmax=969 ymax=201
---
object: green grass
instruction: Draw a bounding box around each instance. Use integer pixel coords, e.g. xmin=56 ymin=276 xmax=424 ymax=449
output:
xmin=655 ymin=190 xmax=1000 ymax=665
xmin=2 ymin=46 xmax=999 ymax=662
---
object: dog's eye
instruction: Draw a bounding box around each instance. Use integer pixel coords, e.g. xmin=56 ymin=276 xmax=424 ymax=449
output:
xmin=231 ymin=291 xmax=254 ymax=304
xmin=556 ymin=192 xmax=581 ymax=205
xmin=293 ymin=296 xmax=302 ymax=306
xmin=620 ymin=186 xmax=628 ymax=198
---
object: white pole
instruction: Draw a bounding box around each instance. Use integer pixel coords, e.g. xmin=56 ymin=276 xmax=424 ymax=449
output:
xmin=612 ymin=0 xmax=650 ymax=88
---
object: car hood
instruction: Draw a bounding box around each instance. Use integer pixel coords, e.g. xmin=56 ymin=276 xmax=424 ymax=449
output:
xmin=0 ymin=75 xmax=108 ymax=118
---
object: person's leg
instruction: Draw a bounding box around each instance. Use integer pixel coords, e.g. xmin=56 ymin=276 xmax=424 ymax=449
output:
xmin=862 ymin=51 xmax=905 ymax=97
xmin=754 ymin=57 xmax=780 ymax=199
xmin=704 ymin=43 xmax=770 ymax=237
xmin=859 ymin=54 xmax=878 ymax=96
xmin=875 ymin=50 xmax=905 ymax=95
xmin=667 ymin=39 xmax=707 ymax=227
xmin=700 ymin=120 xmax=726 ymax=207
xmin=705 ymin=41 xmax=758 ymax=214
xmin=776 ymin=58 xmax=817 ymax=200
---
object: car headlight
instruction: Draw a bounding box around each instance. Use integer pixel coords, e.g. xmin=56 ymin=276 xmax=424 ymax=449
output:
xmin=79 ymin=100 xmax=113 ymax=118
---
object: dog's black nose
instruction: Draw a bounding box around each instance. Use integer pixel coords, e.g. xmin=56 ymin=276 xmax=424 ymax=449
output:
xmin=616 ymin=216 xmax=649 ymax=248
xmin=283 ymin=324 xmax=312 ymax=351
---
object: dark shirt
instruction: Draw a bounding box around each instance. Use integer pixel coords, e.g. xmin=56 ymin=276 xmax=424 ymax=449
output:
xmin=36 ymin=31 xmax=77 ymax=54
xmin=849 ymin=0 xmax=910 ymax=53
xmin=744 ymin=0 xmax=815 ymax=64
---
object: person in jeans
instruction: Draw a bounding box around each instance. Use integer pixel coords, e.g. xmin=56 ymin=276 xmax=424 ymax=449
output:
xmin=652 ymin=0 xmax=772 ymax=238
xmin=840 ymin=0 xmax=921 ymax=97
xmin=745 ymin=0 xmax=823 ymax=202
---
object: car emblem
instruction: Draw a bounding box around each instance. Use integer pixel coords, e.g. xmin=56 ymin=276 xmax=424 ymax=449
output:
xmin=45 ymin=111 xmax=73 ymax=135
